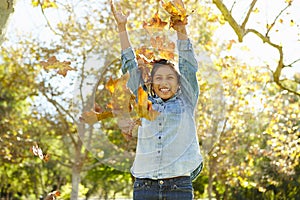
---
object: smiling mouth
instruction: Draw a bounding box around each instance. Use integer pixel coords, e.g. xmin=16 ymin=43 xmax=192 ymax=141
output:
xmin=159 ymin=88 xmax=170 ymax=93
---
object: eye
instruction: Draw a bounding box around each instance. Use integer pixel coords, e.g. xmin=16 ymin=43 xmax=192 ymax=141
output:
xmin=154 ymin=76 xmax=162 ymax=81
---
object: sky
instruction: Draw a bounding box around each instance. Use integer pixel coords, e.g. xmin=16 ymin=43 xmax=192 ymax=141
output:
xmin=4 ymin=0 xmax=300 ymax=78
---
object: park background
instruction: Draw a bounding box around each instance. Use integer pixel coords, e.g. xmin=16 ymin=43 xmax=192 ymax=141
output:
xmin=0 ymin=0 xmax=299 ymax=199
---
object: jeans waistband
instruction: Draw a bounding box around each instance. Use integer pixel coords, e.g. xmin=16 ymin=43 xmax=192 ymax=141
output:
xmin=136 ymin=176 xmax=191 ymax=186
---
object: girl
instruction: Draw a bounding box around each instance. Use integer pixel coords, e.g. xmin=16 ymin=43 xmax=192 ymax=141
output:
xmin=111 ymin=0 xmax=203 ymax=199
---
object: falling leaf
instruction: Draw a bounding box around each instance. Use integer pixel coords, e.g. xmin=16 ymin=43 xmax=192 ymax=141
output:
xmin=290 ymin=19 xmax=295 ymax=26
xmin=252 ymin=7 xmax=259 ymax=13
xmin=43 ymin=154 xmax=50 ymax=162
xmin=81 ymin=74 xmax=160 ymax=138
xmin=105 ymin=76 xmax=118 ymax=94
xmin=135 ymin=46 xmax=155 ymax=61
xmin=40 ymin=56 xmax=75 ymax=77
xmin=227 ymin=39 xmax=236 ymax=50
xmin=135 ymin=87 xmax=160 ymax=121
xmin=162 ymin=1 xmax=184 ymax=17
xmin=44 ymin=190 xmax=60 ymax=200
xmin=80 ymin=103 xmax=113 ymax=124
xmin=143 ymin=12 xmax=168 ymax=31
xmin=30 ymin=143 xmax=50 ymax=162
xmin=105 ymin=73 xmax=135 ymax=113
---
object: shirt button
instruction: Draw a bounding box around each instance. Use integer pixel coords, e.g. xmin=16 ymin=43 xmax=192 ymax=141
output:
xmin=158 ymin=150 xmax=160 ymax=153
xmin=159 ymin=123 xmax=162 ymax=126
xmin=159 ymin=180 xmax=164 ymax=185
xmin=158 ymin=136 xmax=161 ymax=139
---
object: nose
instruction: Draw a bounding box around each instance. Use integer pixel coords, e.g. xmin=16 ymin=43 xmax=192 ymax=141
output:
xmin=160 ymin=78 xmax=169 ymax=86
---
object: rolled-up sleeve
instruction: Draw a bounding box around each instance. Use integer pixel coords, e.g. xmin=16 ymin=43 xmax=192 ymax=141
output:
xmin=177 ymin=39 xmax=199 ymax=108
xmin=121 ymin=47 xmax=138 ymax=74
xmin=121 ymin=47 xmax=142 ymax=94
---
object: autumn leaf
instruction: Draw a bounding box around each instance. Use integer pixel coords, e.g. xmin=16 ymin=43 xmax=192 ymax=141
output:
xmin=40 ymin=56 xmax=75 ymax=77
xmin=80 ymin=110 xmax=113 ymax=125
xmin=161 ymin=1 xmax=185 ymax=16
xmin=136 ymin=54 xmax=153 ymax=85
xmin=143 ymin=12 xmax=168 ymax=31
xmin=135 ymin=46 xmax=155 ymax=61
xmin=150 ymin=36 xmax=175 ymax=60
xmin=135 ymin=87 xmax=160 ymax=121
xmin=81 ymin=74 xmax=159 ymax=135
xmin=105 ymin=73 xmax=135 ymax=114
xmin=44 ymin=190 xmax=60 ymax=200
xmin=135 ymin=36 xmax=175 ymax=85
xmin=105 ymin=76 xmax=118 ymax=94
xmin=30 ymin=143 xmax=50 ymax=162
xmin=161 ymin=0 xmax=188 ymax=28
xmin=80 ymin=103 xmax=113 ymax=124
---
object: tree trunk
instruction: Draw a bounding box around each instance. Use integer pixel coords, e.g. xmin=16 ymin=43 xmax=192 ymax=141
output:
xmin=70 ymin=138 xmax=84 ymax=200
xmin=71 ymin=164 xmax=81 ymax=200
xmin=0 ymin=0 xmax=15 ymax=43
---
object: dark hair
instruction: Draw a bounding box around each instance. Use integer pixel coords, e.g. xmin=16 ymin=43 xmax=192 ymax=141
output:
xmin=149 ymin=59 xmax=180 ymax=96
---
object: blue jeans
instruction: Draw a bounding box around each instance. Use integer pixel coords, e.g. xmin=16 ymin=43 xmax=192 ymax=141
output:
xmin=133 ymin=176 xmax=193 ymax=200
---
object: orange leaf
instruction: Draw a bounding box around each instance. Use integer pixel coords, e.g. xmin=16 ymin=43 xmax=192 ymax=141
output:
xmin=105 ymin=73 xmax=135 ymax=113
xmin=44 ymin=191 xmax=60 ymax=200
xmin=162 ymin=1 xmax=187 ymax=19
xmin=143 ymin=12 xmax=168 ymax=31
xmin=135 ymin=87 xmax=160 ymax=121
xmin=40 ymin=56 xmax=75 ymax=77
xmin=43 ymin=154 xmax=50 ymax=162
xmin=105 ymin=76 xmax=118 ymax=94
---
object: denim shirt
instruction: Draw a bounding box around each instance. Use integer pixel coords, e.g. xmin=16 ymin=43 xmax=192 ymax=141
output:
xmin=121 ymin=39 xmax=203 ymax=179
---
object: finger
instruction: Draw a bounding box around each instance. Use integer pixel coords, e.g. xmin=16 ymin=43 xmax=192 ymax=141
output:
xmin=115 ymin=1 xmax=122 ymax=13
xmin=125 ymin=10 xmax=130 ymax=18
xmin=110 ymin=0 xmax=117 ymax=16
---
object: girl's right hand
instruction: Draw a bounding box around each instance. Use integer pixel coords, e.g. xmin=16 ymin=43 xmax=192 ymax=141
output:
xmin=110 ymin=0 xmax=130 ymax=26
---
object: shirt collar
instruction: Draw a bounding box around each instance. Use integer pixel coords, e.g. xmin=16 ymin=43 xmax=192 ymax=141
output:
xmin=151 ymin=89 xmax=181 ymax=104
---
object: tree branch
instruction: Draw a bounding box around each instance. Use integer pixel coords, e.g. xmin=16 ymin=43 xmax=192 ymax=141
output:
xmin=212 ymin=0 xmax=300 ymax=97
xmin=241 ymin=0 xmax=258 ymax=30
xmin=212 ymin=0 xmax=245 ymax=42
xmin=265 ymin=3 xmax=291 ymax=37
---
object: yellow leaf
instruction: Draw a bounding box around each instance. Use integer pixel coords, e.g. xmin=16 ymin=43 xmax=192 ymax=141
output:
xmin=290 ymin=19 xmax=295 ymax=26
xmin=40 ymin=56 xmax=75 ymax=77
xmin=252 ymin=7 xmax=259 ymax=13
xmin=143 ymin=12 xmax=168 ymax=30
xmin=136 ymin=87 xmax=160 ymax=121
xmin=32 ymin=0 xmax=39 ymax=7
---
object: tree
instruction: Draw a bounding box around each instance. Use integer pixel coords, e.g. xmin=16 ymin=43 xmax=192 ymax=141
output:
xmin=212 ymin=0 xmax=300 ymax=96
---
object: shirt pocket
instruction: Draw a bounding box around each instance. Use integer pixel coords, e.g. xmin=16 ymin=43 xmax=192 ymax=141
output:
xmin=165 ymin=103 xmax=184 ymax=123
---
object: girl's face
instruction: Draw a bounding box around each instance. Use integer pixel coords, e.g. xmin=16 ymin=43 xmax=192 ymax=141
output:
xmin=152 ymin=65 xmax=179 ymax=100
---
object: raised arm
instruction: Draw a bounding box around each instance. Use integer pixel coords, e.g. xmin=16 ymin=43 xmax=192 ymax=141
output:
xmin=167 ymin=0 xmax=199 ymax=107
xmin=110 ymin=0 xmax=131 ymax=50
xmin=110 ymin=0 xmax=141 ymax=93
